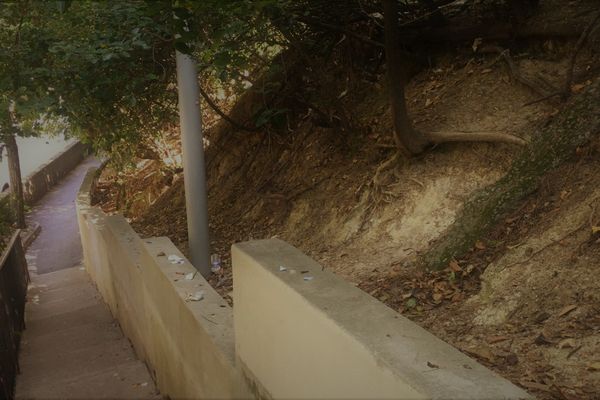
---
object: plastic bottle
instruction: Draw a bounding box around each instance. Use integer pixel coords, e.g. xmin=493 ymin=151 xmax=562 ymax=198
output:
xmin=210 ymin=253 xmax=221 ymax=273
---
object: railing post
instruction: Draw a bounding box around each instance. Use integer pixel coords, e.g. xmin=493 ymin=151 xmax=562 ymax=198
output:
xmin=0 ymin=230 xmax=29 ymax=399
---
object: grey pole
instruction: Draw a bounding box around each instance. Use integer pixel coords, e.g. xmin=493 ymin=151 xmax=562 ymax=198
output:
xmin=175 ymin=50 xmax=211 ymax=277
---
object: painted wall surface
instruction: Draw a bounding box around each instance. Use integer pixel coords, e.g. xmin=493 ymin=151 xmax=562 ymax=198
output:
xmin=76 ymin=168 xmax=249 ymax=400
xmin=232 ymin=239 xmax=532 ymax=400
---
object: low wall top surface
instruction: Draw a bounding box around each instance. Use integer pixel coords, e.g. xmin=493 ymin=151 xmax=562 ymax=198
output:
xmin=233 ymin=239 xmax=532 ymax=400
xmin=76 ymin=165 xmax=98 ymax=206
xmin=76 ymin=167 xmax=249 ymax=399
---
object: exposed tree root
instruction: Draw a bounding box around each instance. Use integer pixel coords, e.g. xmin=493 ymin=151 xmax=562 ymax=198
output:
xmin=422 ymin=79 xmax=600 ymax=270
xmin=369 ymin=129 xmax=526 ymax=206
xmin=498 ymin=49 xmax=558 ymax=97
xmin=385 ymin=1 xmax=529 ymax=155
xmin=372 ymin=152 xmax=399 ymax=189
xmin=426 ymin=131 xmax=527 ymax=146
xmin=522 ymin=92 xmax=562 ymax=107
xmin=503 ymin=221 xmax=587 ymax=269
xmin=563 ymin=11 xmax=600 ymax=99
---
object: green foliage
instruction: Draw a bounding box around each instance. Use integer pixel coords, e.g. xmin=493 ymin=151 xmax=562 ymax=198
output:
xmin=46 ymin=1 xmax=178 ymax=154
xmin=178 ymin=1 xmax=285 ymax=87
xmin=45 ymin=0 xmax=293 ymax=154
xmin=255 ymin=107 xmax=289 ymax=128
xmin=0 ymin=0 xmax=385 ymax=157
xmin=0 ymin=1 xmax=56 ymax=141
xmin=0 ymin=195 xmax=14 ymax=252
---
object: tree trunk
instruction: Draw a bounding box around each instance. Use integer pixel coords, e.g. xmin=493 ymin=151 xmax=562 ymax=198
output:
xmin=398 ymin=0 xmax=590 ymax=45
xmin=422 ymin=79 xmax=600 ymax=270
xmin=4 ymin=133 xmax=25 ymax=229
xmin=383 ymin=0 xmax=430 ymax=155
xmin=382 ymin=0 xmax=527 ymax=154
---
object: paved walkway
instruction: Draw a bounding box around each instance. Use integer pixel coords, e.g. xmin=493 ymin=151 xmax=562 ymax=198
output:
xmin=24 ymin=157 xmax=98 ymax=274
xmin=16 ymin=157 xmax=159 ymax=399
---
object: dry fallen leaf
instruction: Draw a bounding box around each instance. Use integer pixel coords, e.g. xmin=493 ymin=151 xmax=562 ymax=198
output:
xmin=520 ymin=381 xmax=552 ymax=392
xmin=558 ymin=338 xmax=577 ymax=349
xmin=475 ymin=240 xmax=486 ymax=250
xmin=534 ymin=311 xmax=550 ymax=324
xmin=534 ymin=332 xmax=553 ymax=346
xmin=466 ymin=346 xmax=495 ymax=363
xmin=553 ymin=386 xmax=580 ymax=400
xmin=487 ymin=335 xmax=510 ymax=344
xmin=504 ymin=352 xmax=518 ymax=366
xmin=451 ymin=292 xmax=464 ymax=302
xmin=464 ymin=264 xmax=476 ymax=275
xmin=560 ymin=189 xmax=572 ymax=200
xmin=448 ymin=260 xmax=462 ymax=272
xmin=587 ymin=362 xmax=600 ymax=371
xmin=557 ymin=304 xmax=578 ymax=317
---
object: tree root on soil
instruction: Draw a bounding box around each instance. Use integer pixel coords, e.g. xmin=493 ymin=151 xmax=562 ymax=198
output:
xmin=422 ymin=79 xmax=600 ymax=270
xmin=426 ymin=131 xmax=528 ymax=146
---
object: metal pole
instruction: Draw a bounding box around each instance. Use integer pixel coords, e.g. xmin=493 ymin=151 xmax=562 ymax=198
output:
xmin=175 ymin=50 xmax=211 ymax=277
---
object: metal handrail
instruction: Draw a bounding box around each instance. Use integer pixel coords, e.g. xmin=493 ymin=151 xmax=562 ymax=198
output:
xmin=0 ymin=230 xmax=29 ymax=400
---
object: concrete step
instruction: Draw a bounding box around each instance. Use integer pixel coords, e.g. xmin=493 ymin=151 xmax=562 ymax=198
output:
xmin=17 ymin=359 xmax=160 ymax=399
xmin=24 ymin=303 xmax=115 ymax=337
xmin=16 ymin=267 xmax=159 ymax=399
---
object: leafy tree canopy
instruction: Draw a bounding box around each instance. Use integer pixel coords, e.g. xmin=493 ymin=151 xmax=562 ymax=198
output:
xmin=2 ymin=0 xmax=531 ymax=156
xmin=0 ymin=1 xmax=55 ymax=140
xmin=46 ymin=1 xmax=177 ymax=156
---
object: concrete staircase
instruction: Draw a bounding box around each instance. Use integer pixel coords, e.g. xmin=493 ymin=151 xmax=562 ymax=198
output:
xmin=16 ymin=266 xmax=160 ymax=399
xmin=15 ymin=156 xmax=159 ymax=399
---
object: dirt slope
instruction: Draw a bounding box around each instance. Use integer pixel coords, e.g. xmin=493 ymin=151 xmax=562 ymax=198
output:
xmin=95 ymin=38 xmax=600 ymax=398
xmin=361 ymin=139 xmax=600 ymax=398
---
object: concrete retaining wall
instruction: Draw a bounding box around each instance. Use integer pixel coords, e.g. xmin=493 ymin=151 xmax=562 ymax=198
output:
xmin=76 ymin=168 xmax=250 ymax=399
xmin=1 ymin=141 xmax=89 ymax=207
xmin=23 ymin=141 xmax=89 ymax=205
xmin=232 ymin=240 xmax=532 ymax=399
xmin=77 ymin=167 xmax=531 ymax=400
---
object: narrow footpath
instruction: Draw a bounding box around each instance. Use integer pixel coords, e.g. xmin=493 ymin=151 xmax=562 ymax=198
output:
xmin=16 ymin=157 xmax=159 ymax=399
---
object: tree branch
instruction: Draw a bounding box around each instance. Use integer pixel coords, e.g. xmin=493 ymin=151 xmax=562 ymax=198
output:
xmin=299 ymin=16 xmax=384 ymax=48
xmin=197 ymin=85 xmax=258 ymax=132
xmin=563 ymin=10 xmax=600 ymax=99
